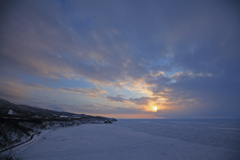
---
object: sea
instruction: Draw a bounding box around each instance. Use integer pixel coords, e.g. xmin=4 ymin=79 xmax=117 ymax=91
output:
xmin=118 ymin=119 xmax=240 ymax=150
xmin=16 ymin=119 xmax=240 ymax=160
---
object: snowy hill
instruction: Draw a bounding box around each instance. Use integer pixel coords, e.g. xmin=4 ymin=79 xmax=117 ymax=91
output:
xmin=0 ymin=99 xmax=117 ymax=150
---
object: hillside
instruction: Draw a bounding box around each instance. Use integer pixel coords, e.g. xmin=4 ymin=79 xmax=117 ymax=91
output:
xmin=0 ymin=99 xmax=117 ymax=151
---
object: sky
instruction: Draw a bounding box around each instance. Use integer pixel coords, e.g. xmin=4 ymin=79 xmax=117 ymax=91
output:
xmin=0 ymin=0 xmax=240 ymax=119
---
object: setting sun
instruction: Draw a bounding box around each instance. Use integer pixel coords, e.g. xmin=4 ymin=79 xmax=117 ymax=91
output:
xmin=153 ymin=106 xmax=158 ymax=112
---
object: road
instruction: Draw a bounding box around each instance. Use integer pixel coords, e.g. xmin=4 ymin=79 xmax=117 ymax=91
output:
xmin=0 ymin=132 xmax=38 ymax=153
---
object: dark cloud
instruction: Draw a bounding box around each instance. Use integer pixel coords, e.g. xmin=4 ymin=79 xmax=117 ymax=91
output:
xmin=129 ymin=97 xmax=157 ymax=106
xmin=107 ymin=95 xmax=157 ymax=106
xmin=107 ymin=95 xmax=126 ymax=103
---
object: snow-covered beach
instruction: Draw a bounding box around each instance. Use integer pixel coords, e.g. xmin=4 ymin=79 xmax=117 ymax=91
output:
xmin=16 ymin=119 xmax=240 ymax=160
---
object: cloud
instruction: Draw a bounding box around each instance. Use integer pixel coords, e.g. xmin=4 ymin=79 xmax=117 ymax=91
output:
xmin=59 ymin=87 xmax=106 ymax=98
xmin=129 ymin=97 xmax=157 ymax=106
xmin=57 ymin=103 xmax=143 ymax=115
xmin=0 ymin=0 xmax=240 ymax=118
xmin=170 ymin=72 xmax=212 ymax=79
xmin=107 ymin=94 xmax=158 ymax=107
xmin=107 ymin=94 xmax=126 ymax=103
xmin=25 ymin=83 xmax=53 ymax=91
xmin=0 ymin=81 xmax=28 ymax=100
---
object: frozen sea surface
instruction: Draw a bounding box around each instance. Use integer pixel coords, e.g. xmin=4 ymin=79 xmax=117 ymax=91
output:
xmin=16 ymin=119 xmax=240 ymax=160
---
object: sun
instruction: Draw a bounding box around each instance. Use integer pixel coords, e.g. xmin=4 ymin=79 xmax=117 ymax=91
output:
xmin=153 ymin=106 xmax=158 ymax=112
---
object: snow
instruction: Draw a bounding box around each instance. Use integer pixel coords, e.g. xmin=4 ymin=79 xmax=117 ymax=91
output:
xmin=15 ymin=120 xmax=240 ymax=160
xmin=8 ymin=109 xmax=14 ymax=115
xmin=60 ymin=115 xmax=68 ymax=118
xmin=33 ymin=115 xmax=41 ymax=118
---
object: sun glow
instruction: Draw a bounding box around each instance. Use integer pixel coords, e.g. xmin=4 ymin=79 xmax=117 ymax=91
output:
xmin=153 ymin=106 xmax=158 ymax=112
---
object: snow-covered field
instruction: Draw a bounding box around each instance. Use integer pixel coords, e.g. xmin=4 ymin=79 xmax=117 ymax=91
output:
xmin=16 ymin=119 xmax=240 ymax=160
